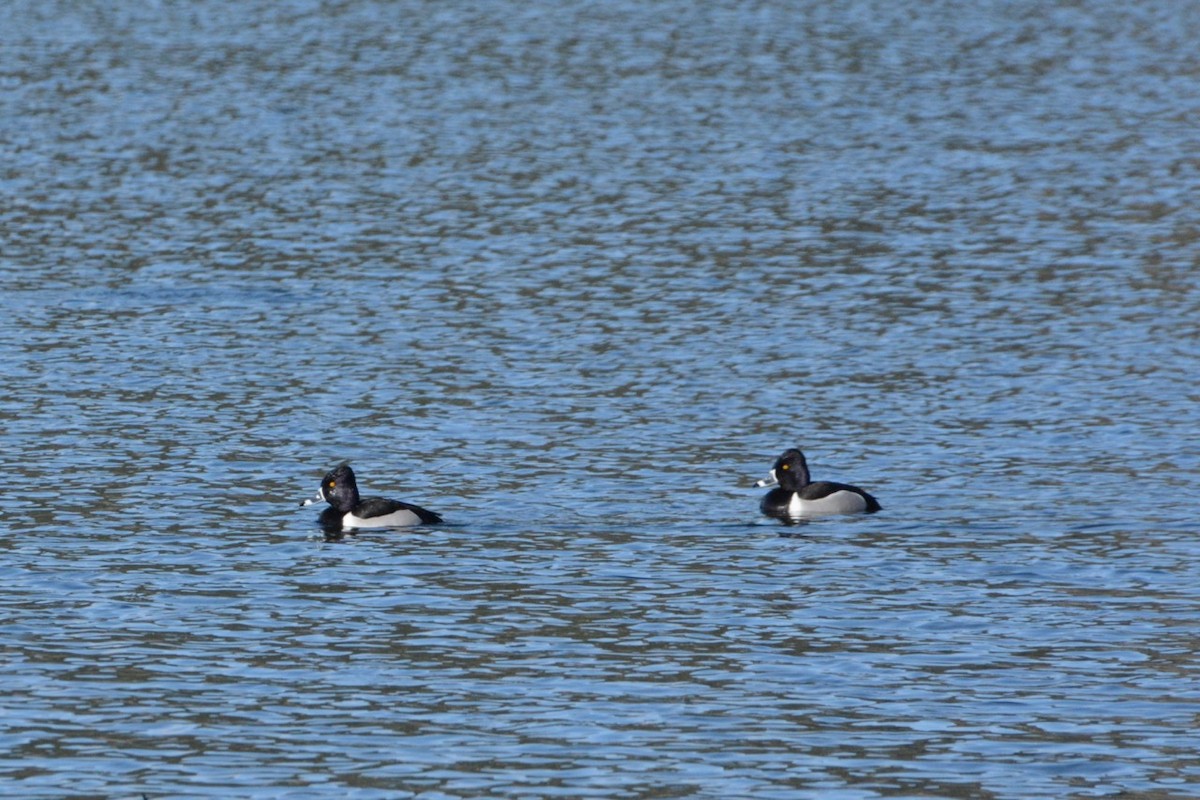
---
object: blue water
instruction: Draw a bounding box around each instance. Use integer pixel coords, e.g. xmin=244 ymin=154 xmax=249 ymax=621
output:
xmin=2 ymin=1 xmax=1199 ymax=797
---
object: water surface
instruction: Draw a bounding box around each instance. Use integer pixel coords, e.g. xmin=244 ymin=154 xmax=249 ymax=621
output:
xmin=2 ymin=1 xmax=1199 ymax=797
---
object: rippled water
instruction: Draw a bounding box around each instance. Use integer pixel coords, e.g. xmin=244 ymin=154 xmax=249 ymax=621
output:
xmin=3 ymin=1 xmax=1199 ymax=797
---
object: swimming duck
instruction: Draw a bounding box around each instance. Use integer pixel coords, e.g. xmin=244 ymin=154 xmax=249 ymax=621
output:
xmin=756 ymin=448 xmax=881 ymax=519
xmin=301 ymin=463 xmax=442 ymax=531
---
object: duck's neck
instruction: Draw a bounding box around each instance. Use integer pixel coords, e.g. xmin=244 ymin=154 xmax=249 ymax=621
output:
xmin=786 ymin=457 xmax=810 ymax=490
xmin=334 ymin=487 xmax=361 ymax=512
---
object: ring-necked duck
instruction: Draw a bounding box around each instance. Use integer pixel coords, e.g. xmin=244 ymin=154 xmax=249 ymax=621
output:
xmin=300 ymin=464 xmax=442 ymax=531
xmin=756 ymin=448 xmax=881 ymax=519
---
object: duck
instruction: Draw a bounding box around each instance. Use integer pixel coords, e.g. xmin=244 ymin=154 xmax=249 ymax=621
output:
xmin=756 ymin=448 xmax=881 ymax=519
xmin=300 ymin=463 xmax=442 ymax=531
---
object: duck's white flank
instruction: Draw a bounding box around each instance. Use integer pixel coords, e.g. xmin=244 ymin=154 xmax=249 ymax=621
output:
xmin=787 ymin=490 xmax=869 ymax=517
xmin=343 ymin=509 xmax=425 ymax=528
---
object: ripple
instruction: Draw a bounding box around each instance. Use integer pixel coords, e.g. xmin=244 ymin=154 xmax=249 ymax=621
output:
xmin=3 ymin=1 xmax=1200 ymax=798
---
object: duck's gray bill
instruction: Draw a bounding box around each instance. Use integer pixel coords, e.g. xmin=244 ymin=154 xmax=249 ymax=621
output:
xmin=754 ymin=469 xmax=778 ymax=489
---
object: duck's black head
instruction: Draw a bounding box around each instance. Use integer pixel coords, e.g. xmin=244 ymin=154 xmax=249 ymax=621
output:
xmin=768 ymin=448 xmax=811 ymax=492
xmin=300 ymin=463 xmax=361 ymax=512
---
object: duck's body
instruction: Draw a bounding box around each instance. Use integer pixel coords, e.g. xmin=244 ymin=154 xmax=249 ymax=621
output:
xmin=756 ymin=448 xmax=880 ymax=519
xmin=301 ymin=464 xmax=442 ymax=532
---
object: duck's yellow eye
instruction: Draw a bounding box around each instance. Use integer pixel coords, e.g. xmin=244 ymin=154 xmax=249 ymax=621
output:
xmin=780 ymin=464 xmax=789 ymax=471
xmin=328 ymin=480 xmax=336 ymax=488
